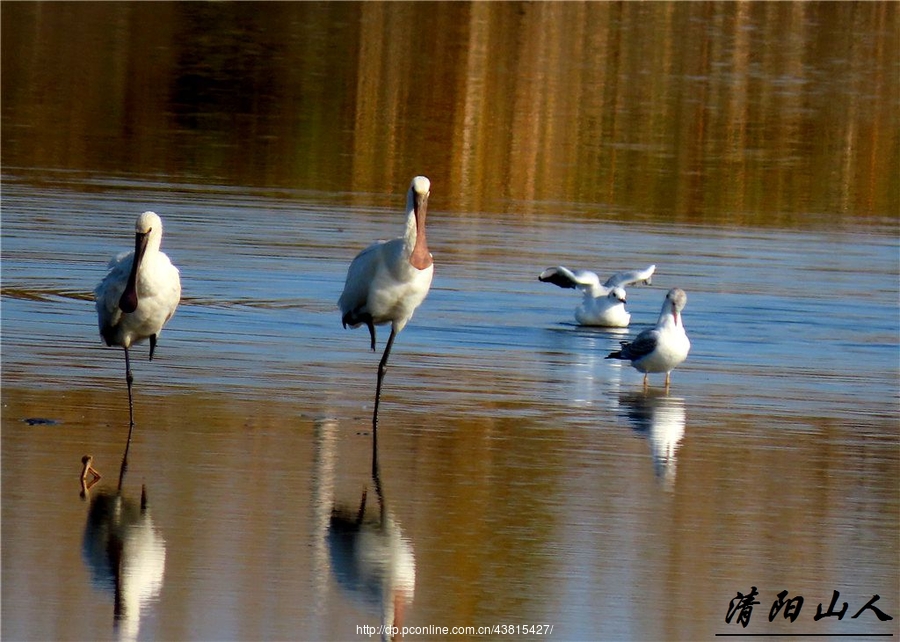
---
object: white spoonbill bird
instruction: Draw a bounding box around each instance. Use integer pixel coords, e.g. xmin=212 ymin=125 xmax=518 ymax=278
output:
xmin=95 ymin=211 xmax=181 ymax=436
xmin=606 ymin=287 xmax=690 ymax=389
xmin=338 ymin=176 xmax=434 ymax=426
xmin=539 ymin=264 xmax=656 ymax=327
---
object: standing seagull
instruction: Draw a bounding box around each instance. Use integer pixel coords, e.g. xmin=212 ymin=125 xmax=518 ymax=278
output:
xmin=338 ymin=176 xmax=434 ymax=427
xmin=539 ymin=265 xmax=656 ymax=327
xmin=95 ymin=212 xmax=181 ymax=445
xmin=606 ymin=287 xmax=690 ymax=389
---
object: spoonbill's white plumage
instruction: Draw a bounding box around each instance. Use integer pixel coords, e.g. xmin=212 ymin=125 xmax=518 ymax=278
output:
xmin=606 ymin=287 xmax=690 ymax=389
xmin=539 ymin=264 xmax=656 ymax=327
xmin=95 ymin=211 xmax=181 ymax=436
xmin=338 ymin=176 xmax=434 ymax=426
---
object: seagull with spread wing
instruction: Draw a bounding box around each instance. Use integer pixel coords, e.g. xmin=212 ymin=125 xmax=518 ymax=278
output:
xmin=539 ymin=264 xmax=655 ymax=327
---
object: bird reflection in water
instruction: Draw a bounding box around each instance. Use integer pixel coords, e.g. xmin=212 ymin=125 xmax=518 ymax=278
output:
xmin=326 ymin=428 xmax=416 ymax=641
xmin=79 ymin=444 xmax=166 ymax=641
xmin=618 ymin=389 xmax=686 ymax=491
xmin=80 ymin=455 xmax=103 ymax=498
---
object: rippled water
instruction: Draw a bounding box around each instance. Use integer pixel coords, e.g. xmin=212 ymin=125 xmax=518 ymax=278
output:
xmin=3 ymin=2 xmax=898 ymax=638
xmin=2 ymin=176 xmax=898 ymax=641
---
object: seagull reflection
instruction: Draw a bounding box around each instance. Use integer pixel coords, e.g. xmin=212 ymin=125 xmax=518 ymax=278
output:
xmin=327 ymin=430 xmax=416 ymax=641
xmin=81 ymin=451 xmax=165 ymax=642
xmin=618 ymin=390 xmax=686 ymax=490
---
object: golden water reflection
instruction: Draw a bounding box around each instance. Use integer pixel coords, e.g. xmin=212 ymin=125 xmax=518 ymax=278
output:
xmin=2 ymin=2 xmax=897 ymax=226
xmin=2 ymin=384 xmax=897 ymax=640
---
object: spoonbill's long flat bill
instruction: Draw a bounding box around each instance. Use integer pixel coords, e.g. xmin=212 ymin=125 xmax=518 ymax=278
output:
xmin=338 ymin=176 xmax=434 ymax=427
xmin=95 ymin=211 xmax=181 ymax=441
xmin=606 ymin=287 xmax=690 ymax=389
xmin=539 ymin=265 xmax=655 ymax=327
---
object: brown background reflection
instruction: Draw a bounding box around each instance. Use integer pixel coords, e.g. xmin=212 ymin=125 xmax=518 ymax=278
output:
xmin=3 ymin=2 xmax=897 ymax=225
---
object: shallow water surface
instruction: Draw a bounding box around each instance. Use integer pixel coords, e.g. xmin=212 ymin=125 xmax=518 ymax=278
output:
xmin=2 ymin=177 xmax=898 ymax=641
xmin=3 ymin=2 xmax=899 ymax=638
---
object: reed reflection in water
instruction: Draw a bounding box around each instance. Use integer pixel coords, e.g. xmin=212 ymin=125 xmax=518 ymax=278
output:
xmin=2 ymin=2 xmax=896 ymax=225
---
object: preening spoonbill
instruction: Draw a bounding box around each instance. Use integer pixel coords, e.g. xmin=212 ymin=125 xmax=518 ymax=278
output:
xmin=539 ymin=265 xmax=655 ymax=327
xmin=95 ymin=211 xmax=181 ymax=439
xmin=606 ymin=287 xmax=690 ymax=389
xmin=338 ymin=176 xmax=434 ymax=426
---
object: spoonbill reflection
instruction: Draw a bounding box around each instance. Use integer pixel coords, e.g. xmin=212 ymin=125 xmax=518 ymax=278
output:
xmin=338 ymin=176 xmax=433 ymax=427
xmin=95 ymin=211 xmax=181 ymax=443
xmin=606 ymin=287 xmax=690 ymax=389
xmin=326 ymin=429 xmax=415 ymax=641
xmin=539 ymin=264 xmax=655 ymax=327
xmin=81 ymin=452 xmax=166 ymax=642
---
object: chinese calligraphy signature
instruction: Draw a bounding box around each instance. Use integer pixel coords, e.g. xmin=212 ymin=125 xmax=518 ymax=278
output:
xmin=725 ymin=588 xmax=893 ymax=629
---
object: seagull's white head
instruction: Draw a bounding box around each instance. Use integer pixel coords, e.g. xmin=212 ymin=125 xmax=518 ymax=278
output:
xmin=666 ymin=288 xmax=687 ymax=325
xmin=609 ymin=287 xmax=627 ymax=304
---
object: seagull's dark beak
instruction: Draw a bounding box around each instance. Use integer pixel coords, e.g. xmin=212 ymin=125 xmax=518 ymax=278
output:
xmin=119 ymin=230 xmax=149 ymax=313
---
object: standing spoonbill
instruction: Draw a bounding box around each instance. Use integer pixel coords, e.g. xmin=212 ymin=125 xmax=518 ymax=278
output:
xmin=338 ymin=176 xmax=434 ymax=427
xmin=95 ymin=211 xmax=181 ymax=446
xmin=539 ymin=264 xmax=656 ymax=327
xmin=606 ymin=287 xmax=690 ymax=389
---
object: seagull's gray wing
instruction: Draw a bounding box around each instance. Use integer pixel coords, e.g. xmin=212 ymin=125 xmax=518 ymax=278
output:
xmin=616 ymin=327 xmax=660 ymax=361
xmin=539 ymin=266 xmax=601 ymax=290
xmin=603 ymin=265 xmax=656 ymax=289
